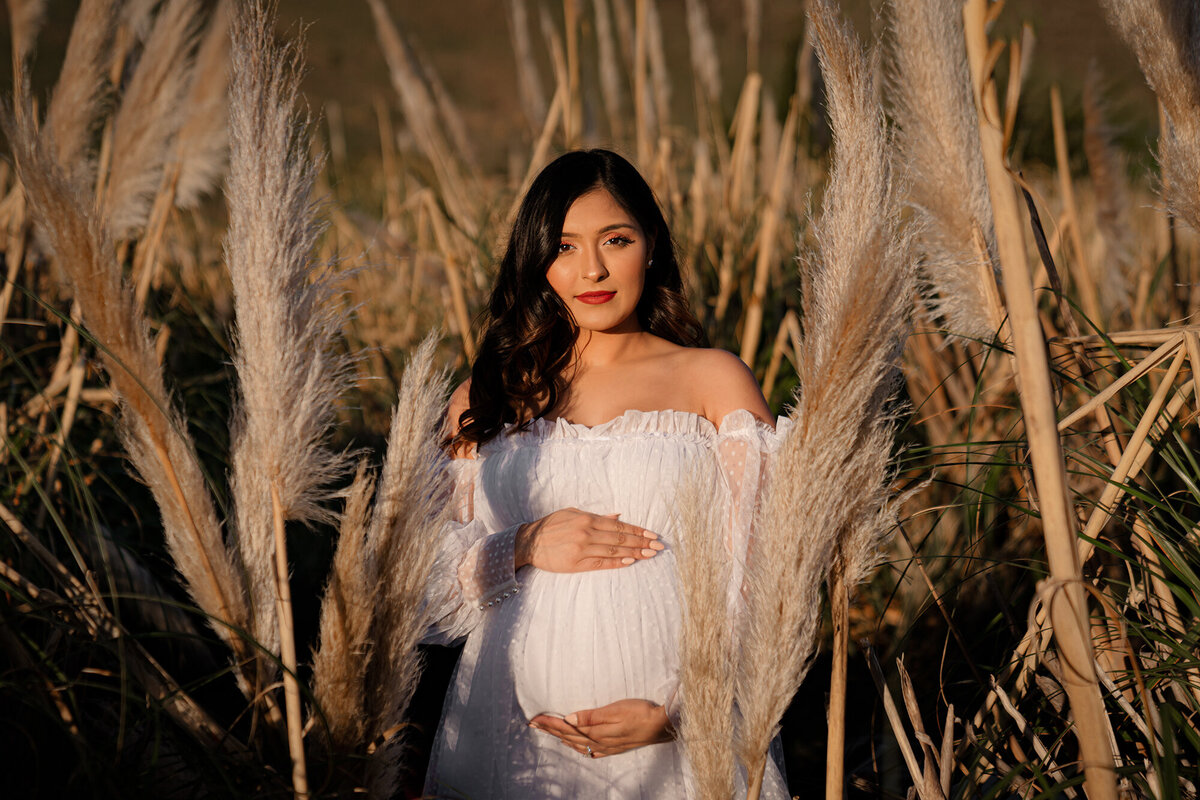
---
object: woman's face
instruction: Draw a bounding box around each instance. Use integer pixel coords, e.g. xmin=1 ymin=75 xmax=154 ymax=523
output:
xmin=546 ymin=188 xmax=651 ymax=336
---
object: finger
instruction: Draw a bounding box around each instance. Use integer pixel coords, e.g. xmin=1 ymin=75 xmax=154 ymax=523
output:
xmin=529 ymin=717 xmax=582 ymax=738
xmin=592 ymin=517 xmax=659 ymax=540
xmin=578 ymin=556 xmax=648 ymax=570
xmin=587 ymin=530 xmax=665 ymax=551
xmin=582 ymin=544 xmax=653 ymax=562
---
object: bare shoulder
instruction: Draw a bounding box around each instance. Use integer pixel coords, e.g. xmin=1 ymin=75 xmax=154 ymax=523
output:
xmin=678 ymin=348 xmax=772 ymax=426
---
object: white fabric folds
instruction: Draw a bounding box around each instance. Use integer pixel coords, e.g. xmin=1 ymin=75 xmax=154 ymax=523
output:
xmin=422 ymin=408 xmax=791 ymax=800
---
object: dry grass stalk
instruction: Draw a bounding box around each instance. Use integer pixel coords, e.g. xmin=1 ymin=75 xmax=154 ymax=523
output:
xmin=564 ymin=0 xmax=582 ymax=147
xmin=0 ymin=505 xmax=248 ymax=758
xmin=311 ymin=464 xmax=375 ymax=751
xmin=864 ymin=645 xmax=943 ymax=800
xmin=508 ymin=85 xmax=566 ymax=225
xmin=1049 ymin=85 xmax=1104 ymax=326
xmin=743 ymin=0 xmax=761 ymax=74
xmin=757 ymin=91 xmax=780 ymax=204
xmin=633 ymin=0 xmax=653 ymax=166
xmin=225 ymin=0 xmax=354 ymax=676
xmin=963 ymin=2 xmax=1118 ymax=796
xmin=102 ymin=0 xmax=202 ymax=241
xmin=1079 ymin=358 xmax=1192 ymax=558
xmin=7 ymin=0 xmax=49 ymax=76
xmin=739 ymin=3 xmax=915 ymax=797
xmin=898 ymin=658 xmax=949 ymax=799
xmin=2 ymin=103 xmax=250 ymax=665
xmin=713 ymin=72 xmax=762 ymax=322
xmin=675 ymin=464 xmax=735 ymax=800
xmin=423 ymin=51 xmax=479 ymax=170
xmin=739 ymin=96 xmax=799 ymax=365
xmin=593 ymin=0 xmax=626 ymax=140
xmin=645 ymin=0 xmax=671 ymax=139
xmin=423 ymin=195 xmax=477 ymax=361
xmin=1082 ymin=64 xmax=1136 ymax=317
xmin=270 ymin=482 xmax=309 ymax=796
xmin=685 ymin=0 xmax=721 ymax=107
xmin=174 ymin=0 xmax=233 ymax=210
xmin=42 ymin=0 xmax=120 ymax=192
xmin=367 ymin=0 xmax=479 ymax=237
xmin=362 ymin=335 xmax=451 ymax=798
xmin=886 ymin=0 xmax=998 ymax=341
xmin=1100 ymin=0 xmax=1200 ymax=234
xmin=507 ymin=0 xmax=549 ymax=131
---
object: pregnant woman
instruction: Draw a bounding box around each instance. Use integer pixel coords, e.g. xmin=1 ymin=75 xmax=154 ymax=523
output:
xmin=423 ymin=149 xmax=789 ymax=799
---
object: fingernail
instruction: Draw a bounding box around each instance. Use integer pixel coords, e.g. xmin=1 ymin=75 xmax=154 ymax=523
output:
xmin=641 ymin=548 xmax=656 ymax=557
xmin=649 ymin=541 xmax=665 ymax=550
xmin=565 ymin=713 xmax=578 ymax=725
xmin=644 ymin=532 xmax=658 ymax=540
xmin=621 ymin=557 xmax=635 ymax=565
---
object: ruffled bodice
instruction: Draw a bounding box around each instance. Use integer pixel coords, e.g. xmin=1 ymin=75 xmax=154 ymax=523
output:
xmin=423 ymin=409 xmax=791 ymax=800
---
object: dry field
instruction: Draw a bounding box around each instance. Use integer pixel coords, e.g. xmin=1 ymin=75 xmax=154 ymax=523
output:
xmin=0 ymin=0 xmax=1197 ymax=798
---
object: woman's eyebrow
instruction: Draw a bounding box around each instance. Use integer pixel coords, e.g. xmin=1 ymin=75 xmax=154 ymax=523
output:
xmin=559 ymin=222 xmax=638 ymax=237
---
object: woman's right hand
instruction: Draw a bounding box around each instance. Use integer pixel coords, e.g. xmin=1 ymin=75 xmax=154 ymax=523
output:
xmin=514 ymin=509 xmax=663 ymax=573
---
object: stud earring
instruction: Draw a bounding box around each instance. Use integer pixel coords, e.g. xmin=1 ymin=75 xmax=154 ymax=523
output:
xmin=647 ymin=258 xmax=654 ymax=268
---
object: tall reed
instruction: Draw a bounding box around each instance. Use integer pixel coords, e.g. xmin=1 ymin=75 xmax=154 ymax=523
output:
xmin=963 ymin=2 xmax=1119 ymax=796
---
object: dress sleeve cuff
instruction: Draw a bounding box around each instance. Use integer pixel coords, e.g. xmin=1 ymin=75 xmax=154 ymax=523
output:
xmin=459 ymin=524 xmax=522 ymax=611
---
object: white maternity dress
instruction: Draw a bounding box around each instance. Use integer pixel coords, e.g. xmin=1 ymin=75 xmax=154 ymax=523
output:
xmin=423 ymin=408 xmax=791 ymax=800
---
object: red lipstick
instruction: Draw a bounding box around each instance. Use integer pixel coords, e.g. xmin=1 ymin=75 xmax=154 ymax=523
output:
xmin=576 ymin=291 xmax=616 ymax=304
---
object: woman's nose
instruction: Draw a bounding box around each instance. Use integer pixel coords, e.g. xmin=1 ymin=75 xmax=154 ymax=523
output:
xmin=581 ymin=247 xmax=608 ymax=281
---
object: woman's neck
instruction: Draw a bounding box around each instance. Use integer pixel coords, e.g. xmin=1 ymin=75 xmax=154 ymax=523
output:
xmin=571 ymin=328 xmax=652 ymax=368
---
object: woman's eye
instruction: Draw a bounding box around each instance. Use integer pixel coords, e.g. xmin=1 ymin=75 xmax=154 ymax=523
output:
xmin=606 ymin=236 xmax=633 ymax=247
xmin=557 ymin=242 xmax=573 ymax=253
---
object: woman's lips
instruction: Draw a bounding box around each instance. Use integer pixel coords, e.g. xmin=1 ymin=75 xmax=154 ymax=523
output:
xmin=575 ymin=291 xmax=616 ymax=304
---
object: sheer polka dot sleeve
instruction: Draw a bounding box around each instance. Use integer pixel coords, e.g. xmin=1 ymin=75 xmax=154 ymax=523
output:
xmin=423 ymin=456 xmax=522 ymax=645
xmin=714 ymin=410 xmax=787 ymax=615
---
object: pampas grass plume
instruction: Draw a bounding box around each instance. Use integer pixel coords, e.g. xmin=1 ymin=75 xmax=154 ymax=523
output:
xmin=736 ymin=0 xmax=915 ymax=791
xmin=225 ymin=0 xmax=355 ymax=660
xmin=311 ymin=462 xmax=376 ymax=751
xmin=102 ymin=0 xmax=202 ymax=239
xmin=676 ymin=462 xmax=735 ymax=800
xmin=1101 ymin=0 xmax=1200 ymax=233
xmin=7 ymin=0 xmax=50 ymax=72
xmin=42 ymin=0 xmax=120 ymax=190
xmin=362 ymin=334 xmax=452 ymax=797
xmin=2 ymin=103 xmax=250 ymax=661
xmin=174 ymin=0 xmax=232 ymax=209
xmin=887 ymin=0 xmax=997 ymax=340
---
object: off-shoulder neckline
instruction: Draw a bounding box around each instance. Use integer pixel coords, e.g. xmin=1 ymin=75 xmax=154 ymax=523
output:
xmin=450 ymin=408 xmax=787 ymax=459
xmin=511 ymin=407 xmax=776 ymax=438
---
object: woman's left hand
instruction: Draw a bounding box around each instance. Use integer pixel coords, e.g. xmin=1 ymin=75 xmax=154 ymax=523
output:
xmin=528 ymin=699 xmax=673 ymax=757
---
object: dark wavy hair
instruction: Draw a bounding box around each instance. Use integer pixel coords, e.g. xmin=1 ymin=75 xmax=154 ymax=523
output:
xmin=457 ymin=149 xmax=706 ymax=447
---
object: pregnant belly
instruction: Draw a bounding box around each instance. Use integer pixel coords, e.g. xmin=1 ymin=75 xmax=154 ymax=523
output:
xmin=508 ymin=557 xmax=681 ymax=718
